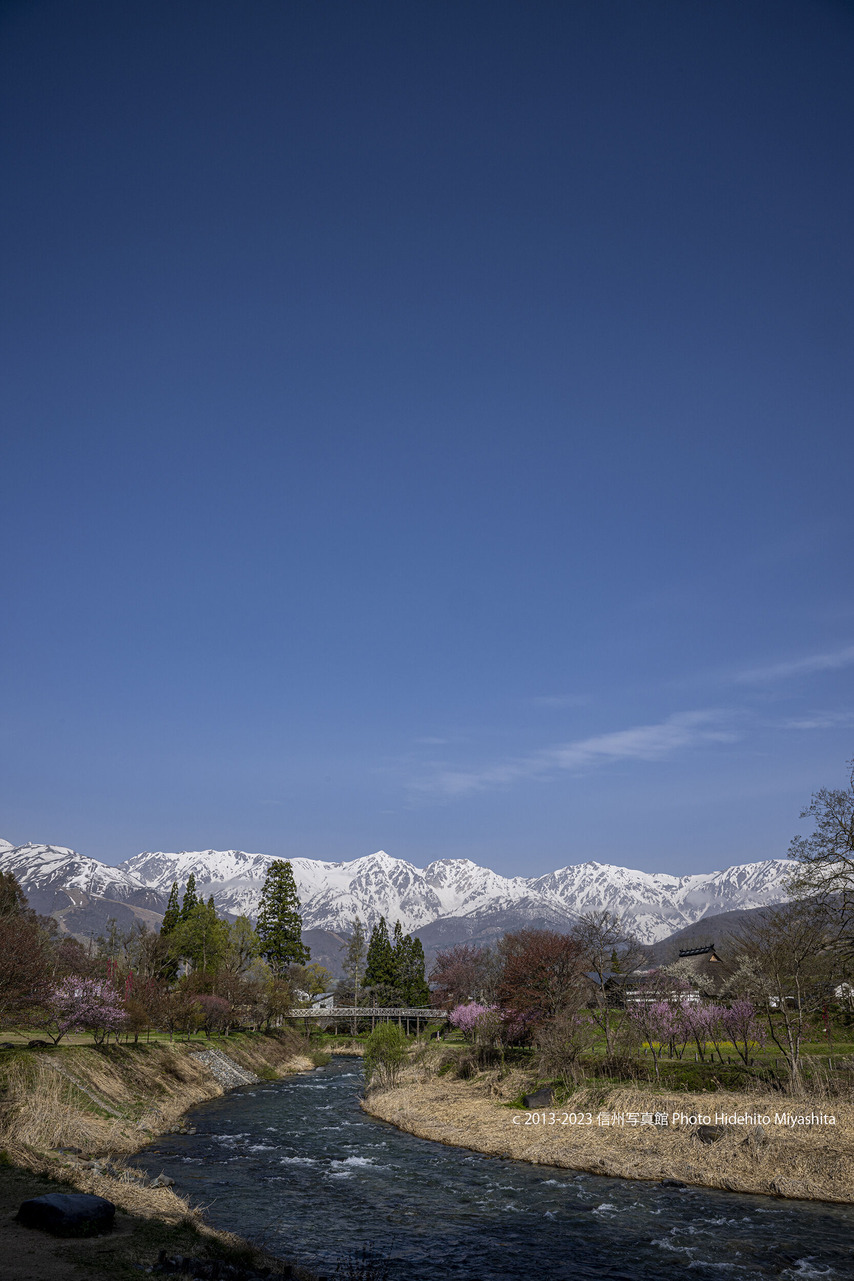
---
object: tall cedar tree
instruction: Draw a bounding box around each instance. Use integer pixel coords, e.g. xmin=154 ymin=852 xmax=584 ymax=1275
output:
xmin=160 ymin=882 xmax=180 ymax=935
xmin=392 ymin=920 xmax=406 ymax=983
xmin=256 ymin=860 xmax=309 ymax=972
xmin=364 ymin=917 xmax=396 ymax=987
xmin=392 ymin=925 xmax=429 ymax=1005
xmin=406 ymin=936 xmax=430 ymax=1006
xmin=180 ymin=874 xmax=198 ymax=921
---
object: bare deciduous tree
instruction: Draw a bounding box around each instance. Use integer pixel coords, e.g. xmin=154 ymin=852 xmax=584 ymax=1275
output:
xmin=572 ymin=910 xmax=644 ymax=1057
xmin=788 ymin=758 xmax=854 ymax=931
xmin=727 ymin=902 xmax=833 ymax=1091
xmin=498 ymin=929 xmax=586 ymax=1024
xmin=429 ymin=942 xmax=500 ymax=1007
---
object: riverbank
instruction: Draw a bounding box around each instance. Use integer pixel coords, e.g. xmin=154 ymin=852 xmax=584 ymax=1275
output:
xmin=0 ymin=1031 xmax=320 ymax=1279
xmin=362 ymin=1053 xmax=854 ymax=1204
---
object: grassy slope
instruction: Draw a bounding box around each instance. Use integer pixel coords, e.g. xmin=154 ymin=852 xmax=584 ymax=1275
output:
xmin=0 ymin=1031 xmax=319 ymax=1279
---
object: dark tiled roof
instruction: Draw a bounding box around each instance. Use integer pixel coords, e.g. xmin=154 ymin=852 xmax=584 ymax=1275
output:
xmin=678 ymin=945 xmax=719 ymax=958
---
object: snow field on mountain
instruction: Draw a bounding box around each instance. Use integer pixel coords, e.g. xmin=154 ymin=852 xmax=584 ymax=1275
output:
xmin=0 ymin=840 xmax=793 ymax=944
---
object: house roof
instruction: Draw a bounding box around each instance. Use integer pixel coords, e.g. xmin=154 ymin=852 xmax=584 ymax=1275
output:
xmin=678 ymin=945 xmax=721 ymax=960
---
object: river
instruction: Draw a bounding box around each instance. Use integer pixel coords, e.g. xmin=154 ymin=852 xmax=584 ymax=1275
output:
xmin=137 ymin=1058 xmax=854 ymax=1279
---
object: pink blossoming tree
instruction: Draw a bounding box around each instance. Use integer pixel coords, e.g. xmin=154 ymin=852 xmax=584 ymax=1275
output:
xmin=721 ymin=999 xmax=766 ymax=1065
xmin=39 ymin=978 xmax=126 ymax=1044
xmin=448 ymin=1002 xmax=497 ymax=1041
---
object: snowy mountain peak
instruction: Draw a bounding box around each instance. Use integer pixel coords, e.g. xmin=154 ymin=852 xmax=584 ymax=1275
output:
xmin=0 ymin=840 xmax=795 ymax=944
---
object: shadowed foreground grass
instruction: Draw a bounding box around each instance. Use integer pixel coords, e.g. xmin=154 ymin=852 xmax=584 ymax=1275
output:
xmin=0 ymin=1032 xmax=324 ymax=1279
xmin=0 ymin=1161 xmax=307 ymax=1281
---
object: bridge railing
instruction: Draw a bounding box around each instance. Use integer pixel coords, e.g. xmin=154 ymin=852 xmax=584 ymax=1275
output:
xmin=285 ymin=1006 xmax=441 ymax=1018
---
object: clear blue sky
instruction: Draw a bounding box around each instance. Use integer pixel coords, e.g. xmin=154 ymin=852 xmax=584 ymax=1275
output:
xmin=2 ymin=0 xmax=853 ymax=876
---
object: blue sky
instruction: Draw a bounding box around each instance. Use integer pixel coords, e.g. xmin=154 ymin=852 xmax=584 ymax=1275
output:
xmin=2 ymin=0 xmax=853 ymax=876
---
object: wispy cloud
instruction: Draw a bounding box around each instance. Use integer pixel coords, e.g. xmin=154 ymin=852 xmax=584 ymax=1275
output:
xmin=734 ymin=644 xmax=854 ymax=684
xmin=779 ymin=710 xmax=854 ymax=731
xmin=414 ymin=710 xmax=736 ymax=798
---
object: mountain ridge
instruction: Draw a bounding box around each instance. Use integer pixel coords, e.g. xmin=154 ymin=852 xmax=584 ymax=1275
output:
xmin=0 ymin=839 xmax=793 ymax=946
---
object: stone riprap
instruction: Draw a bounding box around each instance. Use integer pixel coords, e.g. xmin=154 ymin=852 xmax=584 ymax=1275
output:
xmin=191 ymin=1048 xmax=260 ymax=1088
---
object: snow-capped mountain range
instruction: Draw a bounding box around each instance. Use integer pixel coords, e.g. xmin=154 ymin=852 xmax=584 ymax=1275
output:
xmin=0 ymin=838 xmax=793 ymax=945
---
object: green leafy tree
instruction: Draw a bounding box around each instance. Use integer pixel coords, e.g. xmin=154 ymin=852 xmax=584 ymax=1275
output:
xmin=224 ymin=916 xmax=261 ymax=974
xmin=172 ymin=900 xmax=229 ymax=974
xmin=364 ymin=916 xmax=396 ymax=988
xmin=288 ymin=961 xmax=333 ymax=998
xmin=180 ymin=874 xmax=199 ymax=921
xmin=160 ymin=882 xmax=180 ymax=936
xmin=256 ymin=860 xmax=309 ymax=973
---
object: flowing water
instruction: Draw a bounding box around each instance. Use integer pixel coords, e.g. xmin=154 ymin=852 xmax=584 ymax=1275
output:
xmin=138 ymin=1058 xmax=854 ymax=1279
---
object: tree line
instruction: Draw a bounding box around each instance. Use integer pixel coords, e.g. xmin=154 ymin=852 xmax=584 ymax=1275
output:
xmin=0 ymin=858 xmax=325 ymax=1042
xmin=338 ymin=915 xmax=429 ymax=1008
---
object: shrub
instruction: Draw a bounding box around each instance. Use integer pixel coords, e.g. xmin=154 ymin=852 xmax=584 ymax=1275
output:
xmin=536 ymin=1011 xmax=593 ymax=1087
xmin=363 ymin=1023 xmax=408 ymax=1090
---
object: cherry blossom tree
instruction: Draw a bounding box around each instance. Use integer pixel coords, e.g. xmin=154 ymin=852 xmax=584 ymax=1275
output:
xmin=194 ymin=993 xmax=231 ymax=1036
xmin=721 ymin=999 xmax=765 ymax=1066
xmin=39 ymin=978 xmax=126 ymax=1044
xmin=448 ymin=1002 xmax=496 ymax=1041
xmin=625 ymin=998 xmax=683 ymax=1081
xmin=430 ymin=944 xmax=499 ymax=1007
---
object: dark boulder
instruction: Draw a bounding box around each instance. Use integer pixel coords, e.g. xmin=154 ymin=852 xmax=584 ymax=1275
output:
xmin=17 ymin=1193 xmax=115 ymax=1237
xmin=27 ymin=1039 xmax=51 ymax=1049
xmin=695 ymin=1124 xmax=726 ymax=1144
xmin=523 ymin=1088 xmax=555 ymax=1108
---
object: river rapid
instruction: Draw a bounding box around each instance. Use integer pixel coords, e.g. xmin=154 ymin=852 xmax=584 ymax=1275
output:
xmin=138 ymin=1058 xmax=854 ymax=1279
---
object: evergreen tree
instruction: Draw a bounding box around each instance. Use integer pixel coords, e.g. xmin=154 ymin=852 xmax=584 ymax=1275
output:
xmin=180 ymin=874 xmax=198 ymax=921
xmin=391 ymin=924 xmax=429 ymax=1005
xmin=0 ymin=870 xmax=32 ymax=920
xmin=364 ymin=917 xmax=396 ymax=987
xmin=160 ymin=882 xmax=180 ymax=936
xmin=405 ymin=936 xmax=430 ymax=1006
xmin=256 ymin=860 xmax=309 ymax=973
xmin=392 ymin=920 xmax=405 ymax=976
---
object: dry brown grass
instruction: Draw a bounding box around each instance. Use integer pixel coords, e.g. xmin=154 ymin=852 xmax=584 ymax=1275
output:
xmin=362 ymin=1048 xmax=854 ymax=1205
xmin=0 ymin=1031 xmax=314 ymax=1222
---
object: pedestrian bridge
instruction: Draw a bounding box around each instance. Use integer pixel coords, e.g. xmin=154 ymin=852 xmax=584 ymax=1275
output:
xmin=287 ymin=1006 xmax=441 ymax=1033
